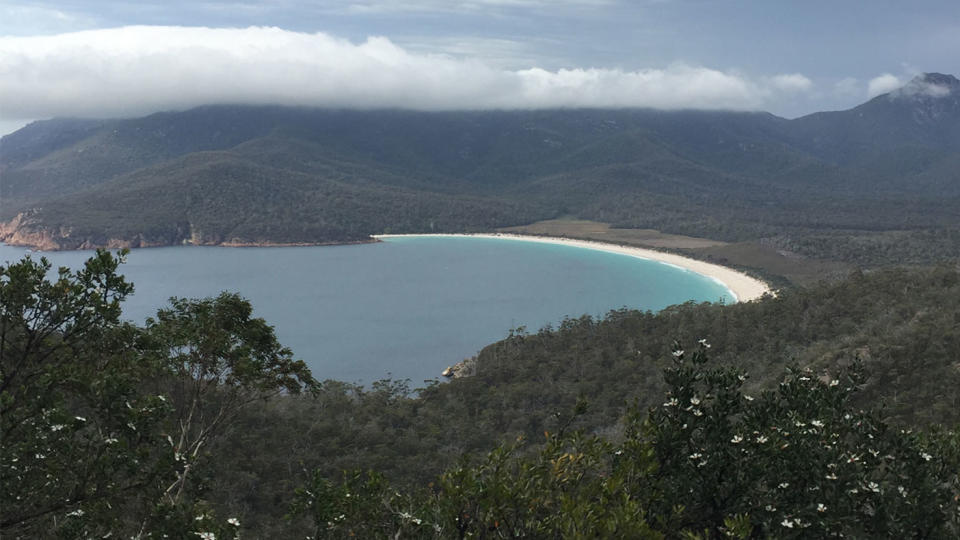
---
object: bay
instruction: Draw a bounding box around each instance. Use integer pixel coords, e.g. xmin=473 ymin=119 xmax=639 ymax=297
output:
xmin=0 ymin=236 xmax=732 ymax=384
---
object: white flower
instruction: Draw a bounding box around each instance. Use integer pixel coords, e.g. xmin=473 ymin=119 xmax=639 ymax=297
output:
xmin=689 ymin=452 xmax=702 ymax=460
xmin=227 ymin=518 xmax=240 ymax=527
xmin=737 ymin=374 xmax=746 ymax=382
xmin=825 ymin=473 xmax=838 ymax=480
xmin=829 ymin=379 xmax=839 ymax=387
xmin=51 ymin=424 xmax=65 ymax=432
xmin=817 ymin=503 xmax=827 ymax=513
xmin=867 ymin=482 xmax=881 ymax=493
xmin=810 ymin=420 xmax=824 ymax=428
xmin=697 ymin=338 xmax=711 ymax=348
xmin=67 ymin=509 xmax=85 ymax=517
xmin=756 ymin=435 xmax=768 ymax=444
xmin=781 ymin=519 xmax=794 ymax=528
xmin=778 ymin=482 xmax=790 ymax=489
xmin=765 ymin=505 xmax=776 ymax=512
xmin=104 ymin=438 xmax=118 ymax=444
xmin=898 ymin=486 xmax=907 ymax=497
xmin=731 ymin=435 xmax=743 ymax=444
xmin=75 ymin=416 xmax=86 ymax=422
xmin=663 ymin=398 xmax=678 ymax=407
xmin=692 ymin=409 xmax=703 ymax=417
xmin=690 ymin=396 xmax=701 ymax=405
xmin=614 ymin=449 xmax=623 ymax=456
xmin=743 ymin=395 xmax=754 ymax=401
xmin=920 ymin=452 xmax=933 ymax=461
xmin=412 ymin=518 xmax=422 ymax=525
xmin=195 ymin=533 xmax=215 ymax=540
xmin=399 ymin=512 xmax=412 ymax=520
xmin=672 ymin=349 xmax=684 ymax=358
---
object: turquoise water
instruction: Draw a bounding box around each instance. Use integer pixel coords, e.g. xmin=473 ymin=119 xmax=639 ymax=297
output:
xmin=0 ymin=236 xmax=731 ymax=384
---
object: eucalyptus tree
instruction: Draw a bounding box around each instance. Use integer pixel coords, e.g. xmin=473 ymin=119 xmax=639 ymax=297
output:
xmin=1 ymin=251 xmax=316 ymax=538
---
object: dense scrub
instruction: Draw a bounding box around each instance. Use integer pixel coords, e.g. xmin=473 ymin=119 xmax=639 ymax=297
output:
xmin=3 ymin=252 xmax=959 ymax=537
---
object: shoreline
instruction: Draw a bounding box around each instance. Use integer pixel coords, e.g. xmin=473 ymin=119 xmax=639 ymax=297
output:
xmin=374 ymin=233 xmax=772 ymax=303
xmin=0 ymin=237 xmax=379 ymax=252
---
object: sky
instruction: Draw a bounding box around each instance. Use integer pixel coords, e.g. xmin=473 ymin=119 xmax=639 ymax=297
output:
xmin=1 ymin=1 xmax=958 ymax=135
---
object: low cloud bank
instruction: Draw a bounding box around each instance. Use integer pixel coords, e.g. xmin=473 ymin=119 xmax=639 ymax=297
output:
xmin=867 ymin=73 xmax=902 ymax=98
xmin=1 ymin=26 xmax=813 ymax=120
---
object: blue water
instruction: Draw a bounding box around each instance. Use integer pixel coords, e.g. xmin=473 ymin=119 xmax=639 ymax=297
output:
xmin=0 ymin=236 xmax=731 ymax=384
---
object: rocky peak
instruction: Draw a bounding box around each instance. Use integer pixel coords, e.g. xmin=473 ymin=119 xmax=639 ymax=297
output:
xmin=892 ymin=72 xmax=959 ymax=100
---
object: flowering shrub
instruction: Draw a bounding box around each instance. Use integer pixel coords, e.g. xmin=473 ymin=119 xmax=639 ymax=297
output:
xmin=296 ymin=340 xmax=960 ymax=538
xmin=641 ymin=340 xmax=958 ymax=538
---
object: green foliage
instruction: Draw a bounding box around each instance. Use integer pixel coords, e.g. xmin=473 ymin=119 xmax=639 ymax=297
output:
xmin=641 ymin=341 xmax=957 ymax=537
xmin=1 ymin=251 xmax=173 ymax=536
xmin=4 ymin=251 xmax=960 ymax=538
xmin=294 ymin=341 xmax=959 ymax=538
xmin=1 ymin=251 xmax=314 ymax=538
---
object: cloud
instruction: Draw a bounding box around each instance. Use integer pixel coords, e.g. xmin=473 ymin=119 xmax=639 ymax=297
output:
xmin=340 ymin=0 xmax=618 ymax=14
xmin=833 ymin=77 xmax=860 ymax=98
xmin=867 ymin=73 xmax=901 ymax=98
xmin=1 ymin=26 xmax=810 ymax=120
xmin=767 ymin=73 xmax=813 ymax=93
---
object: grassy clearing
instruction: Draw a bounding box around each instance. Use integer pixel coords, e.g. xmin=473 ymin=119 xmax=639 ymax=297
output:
xmin=500 ymin=219 xmax=850 ymax=286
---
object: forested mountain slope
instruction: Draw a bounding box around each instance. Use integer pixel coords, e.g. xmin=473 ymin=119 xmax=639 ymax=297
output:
xmin=2 ymin=74 xmax=959 ymax=267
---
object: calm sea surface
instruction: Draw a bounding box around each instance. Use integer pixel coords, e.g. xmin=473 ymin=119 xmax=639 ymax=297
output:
xmin=0 ymin=236 xmax=731 ymax=385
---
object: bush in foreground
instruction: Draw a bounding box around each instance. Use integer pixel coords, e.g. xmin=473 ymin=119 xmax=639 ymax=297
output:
xmin=295 ymin=342 xmax=960 ymax=538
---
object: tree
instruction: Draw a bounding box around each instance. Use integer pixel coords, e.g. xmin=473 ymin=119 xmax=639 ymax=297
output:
xmin=143 ymin=292 xmax=318 ymax=515
xmin=1 ymin=250 xmax=171 ymax=537
xmin=1 ymin=251 xmax=317 ymax=538
xmin=294 ymin=340 xmax=960 ymax=538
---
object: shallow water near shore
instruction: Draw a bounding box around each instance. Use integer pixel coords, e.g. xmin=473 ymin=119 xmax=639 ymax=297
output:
xmin=1 ymin=237 xmax=732 ymax=385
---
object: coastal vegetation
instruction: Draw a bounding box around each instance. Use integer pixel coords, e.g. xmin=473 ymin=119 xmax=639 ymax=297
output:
xmin=3 ymin=251 xmax=959 ymax=537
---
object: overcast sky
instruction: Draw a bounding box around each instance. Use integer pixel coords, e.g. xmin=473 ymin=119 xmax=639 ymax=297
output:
xmin=1 ymin=1 xmax=958 ymax=134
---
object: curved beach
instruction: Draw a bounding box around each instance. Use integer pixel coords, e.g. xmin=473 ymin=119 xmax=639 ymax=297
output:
xmin=374 ymin=233 xmax=772 ymax=303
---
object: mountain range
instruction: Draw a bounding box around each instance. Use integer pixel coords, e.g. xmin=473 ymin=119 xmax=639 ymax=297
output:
xmin=1 ymin=73 xmax=958 ymax=265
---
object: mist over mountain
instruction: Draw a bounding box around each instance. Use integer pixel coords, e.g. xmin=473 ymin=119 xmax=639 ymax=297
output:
xmin=2 ymin=73 xmax=958 ymax=269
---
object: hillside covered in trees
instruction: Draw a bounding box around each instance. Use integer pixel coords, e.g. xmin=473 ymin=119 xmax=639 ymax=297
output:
xmin=3 ymin=251 xmax=959 ymax=537
xmin=2 ymin=73 xmax=959 ymax=272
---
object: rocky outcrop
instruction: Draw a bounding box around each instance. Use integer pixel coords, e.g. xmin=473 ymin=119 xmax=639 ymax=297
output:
xmin=0 ymin=211 xmax=64 ymax=250
xmin=0 ymin=210 xmax=179 ymax=251
xmin=441 ymin=357 xmax=477 ymax=379
xmin=0 ymin=211 xmax=378 ymax=251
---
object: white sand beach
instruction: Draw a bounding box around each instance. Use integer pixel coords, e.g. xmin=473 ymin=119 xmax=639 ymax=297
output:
xmin=374 ymin=233 xmax=772 ymax=303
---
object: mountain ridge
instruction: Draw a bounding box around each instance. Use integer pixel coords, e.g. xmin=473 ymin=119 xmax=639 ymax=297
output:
xmin=2 ymin=73 xmax=958 ymax=270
